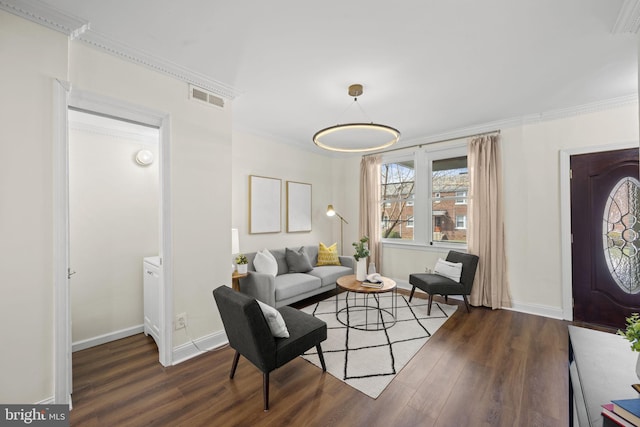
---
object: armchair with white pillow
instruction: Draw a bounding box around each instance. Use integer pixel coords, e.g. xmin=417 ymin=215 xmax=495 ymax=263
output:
xmin=408 ymin=251 xmax=479 ymax=315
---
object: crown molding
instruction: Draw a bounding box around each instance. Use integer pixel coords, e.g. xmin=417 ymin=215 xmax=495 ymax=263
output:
xmin=400 ymin=94 xmax=639 ymax=148
xmin=612 ymin=0 xmax=640 ymax=34
xmin=77 ymin=31 xmax=241 ymax=100
xmin=0 ymin=0 xmax=241 ymax=100
xmin=520 ymin=94 xmax=638 ymax=123
xmin=0 ymin=0 xmax=88 ymax=38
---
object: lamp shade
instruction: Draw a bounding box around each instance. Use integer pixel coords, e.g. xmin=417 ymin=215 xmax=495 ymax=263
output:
xmin=231 ymin=228 xmax=239 ymax=254
xmin=326 ymin=205 xmax=336 ymax=217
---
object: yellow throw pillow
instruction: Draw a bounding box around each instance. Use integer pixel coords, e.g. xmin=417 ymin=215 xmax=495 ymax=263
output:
xmin=317 ymin=242 xmax=340 ymax=266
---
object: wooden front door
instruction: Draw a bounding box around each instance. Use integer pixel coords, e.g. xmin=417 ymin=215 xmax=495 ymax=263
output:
xmin=571 ymin=148 xmax=640 ymax=329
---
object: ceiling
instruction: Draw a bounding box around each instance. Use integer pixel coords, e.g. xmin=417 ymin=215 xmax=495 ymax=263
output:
xmin=24 ymin=0 xmax=640 ymax=154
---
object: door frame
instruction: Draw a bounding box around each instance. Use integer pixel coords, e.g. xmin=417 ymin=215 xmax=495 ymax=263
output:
xmin=559 ymin=141 xmax=639 ymax=321
xmin=53 ymin=80 xmax=173 ymax=404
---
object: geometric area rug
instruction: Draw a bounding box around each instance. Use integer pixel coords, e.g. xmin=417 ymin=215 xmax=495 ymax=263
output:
xmin=301 ymin=292 xmax=458 ymax=399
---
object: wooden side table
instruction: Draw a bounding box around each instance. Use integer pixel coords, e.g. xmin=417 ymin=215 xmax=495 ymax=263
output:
xmin=231 ymin=271 xmax=247 ymax=291
xmin=335 ymin=274 xmax=397 ymax=331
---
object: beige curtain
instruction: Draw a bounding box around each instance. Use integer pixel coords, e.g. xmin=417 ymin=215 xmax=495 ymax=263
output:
xmin=468 ymin=134 xmax=511 ymax=309
xmin=360 ymin=155 xmax=382 ymax=272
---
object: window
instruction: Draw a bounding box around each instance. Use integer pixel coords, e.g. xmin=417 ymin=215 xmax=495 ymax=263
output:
xmin=432 ymin=154 xmax=468 ymax=244
xmin=382 ymin=214 xmax=389 ymax=229
xmin=455 ymin=190 xmax=468 ymax=204
xmin=456 ymin=215 xmax=467 ymax=229
xmin=380 ymin=159 xmax=415 ymax=240
xmin=380 ymin=144 xmax=468 ymax=247
xmin=407 ymin=215 xmax=414 ymax=228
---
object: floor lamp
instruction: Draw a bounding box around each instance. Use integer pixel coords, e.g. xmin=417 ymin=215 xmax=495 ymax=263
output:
xmin=326 ymin=204 xmax=348 ymax=255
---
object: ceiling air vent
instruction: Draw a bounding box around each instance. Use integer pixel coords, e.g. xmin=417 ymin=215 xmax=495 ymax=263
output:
xmin=189 ymin=85 xmax=225 ymax=109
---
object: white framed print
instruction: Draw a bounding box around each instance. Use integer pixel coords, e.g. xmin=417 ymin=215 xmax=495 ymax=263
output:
xmin=249 ymin=175 xmax=281 ymax=234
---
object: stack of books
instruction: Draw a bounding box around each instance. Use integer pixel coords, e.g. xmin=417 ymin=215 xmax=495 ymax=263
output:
xmin=360 ymin=274 xmax=384 ymax=288
xmin=602 ymin=398 xmax=640 ymax=426
xmin=361 ymin=280 xmax=384 ymax=289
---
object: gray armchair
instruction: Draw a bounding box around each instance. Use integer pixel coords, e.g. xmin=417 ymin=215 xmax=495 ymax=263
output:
xmin=408 ymin=251 xmax=479 ymax=315
xmin=212 ymin=286 xmax=327 ymax=411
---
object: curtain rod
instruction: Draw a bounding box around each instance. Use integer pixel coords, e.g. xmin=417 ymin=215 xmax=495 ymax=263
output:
xmin=363 ymin=129 xmax=501 ymax=157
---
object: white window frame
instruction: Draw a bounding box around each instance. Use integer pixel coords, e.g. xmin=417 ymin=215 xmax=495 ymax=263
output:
xmin=380 ymin=152 xmax=418 ymax=243
xmin=381 ymin=143 xmax=468 ymax=251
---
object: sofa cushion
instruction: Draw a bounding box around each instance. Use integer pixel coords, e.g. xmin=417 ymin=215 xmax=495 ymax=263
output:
xmin=317 ymin=242 xmax=340 ymax=266
xmin=274 ymin=273 xmax=321 ymax=302
xmin=264 ymin=248 xmax=289 ymax=276
xmin=254 ymin=248 xmax=278 ymax=277
xmin=285 ymin=247 xmax=313 ymax=273
xmin=308 ymin=265 xmax=353 ymax=287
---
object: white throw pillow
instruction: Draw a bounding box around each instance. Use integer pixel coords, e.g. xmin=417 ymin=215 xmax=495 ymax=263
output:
xmin=434 ymin=258 xmax=463 ymax=282
xmin=254 ymin=248 xmax=278 ymax=277
xmin=257 ymin=300 xmax=289 ymax=338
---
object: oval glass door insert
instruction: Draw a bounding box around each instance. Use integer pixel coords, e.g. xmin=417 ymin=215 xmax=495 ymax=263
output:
xmin=603 ymin=176 xmax=640 ymax=293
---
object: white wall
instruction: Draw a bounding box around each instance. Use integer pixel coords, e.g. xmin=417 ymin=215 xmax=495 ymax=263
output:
xmin=231 ymin=131 xmax=346 ymax=254
xmin=69 ymin=116 xmax=159 ymax=343
xmin=0 ymin=11 xmax=69 ymax=404
xmin=0 ymin=10 xmax=232 ymax=403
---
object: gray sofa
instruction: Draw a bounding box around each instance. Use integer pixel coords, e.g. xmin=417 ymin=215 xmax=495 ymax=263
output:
xmin=238 ymin=245 xmax=354 ymax=307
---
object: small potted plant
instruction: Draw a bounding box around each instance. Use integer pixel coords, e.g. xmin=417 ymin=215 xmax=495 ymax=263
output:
xmin=618 ymin=313 xmax=640 ymax=379
xmin=352 ymin=236 xmax=370 ymax=281
xmin=235 ymin=253 xmax=248 ymax=274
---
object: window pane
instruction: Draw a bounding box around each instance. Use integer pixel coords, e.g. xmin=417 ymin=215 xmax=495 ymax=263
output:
xmin=381 ymin=201 xmax=414 ymax=239
xmin=381 ymin=160 xmax=415 ymax=240
xmin=432 ymin=156 xmax=468 ymax=244
xmin=603 ymin=177 xmax=640 ymax=293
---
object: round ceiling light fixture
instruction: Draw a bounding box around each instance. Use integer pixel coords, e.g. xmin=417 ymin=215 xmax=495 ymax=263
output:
xmin=135 ymin=149 xmax=154 ymax=166
xmin=313 ymin=84 xmax=400 ymax=153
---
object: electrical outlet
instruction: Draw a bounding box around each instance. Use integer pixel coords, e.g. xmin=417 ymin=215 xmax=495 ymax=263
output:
xmin=425 ymin=267 xmax=431 ymax=274
xmin=175 ymin=313 xmax=187 ymax=330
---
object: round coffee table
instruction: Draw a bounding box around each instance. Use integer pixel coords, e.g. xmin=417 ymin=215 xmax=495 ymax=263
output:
xmin=335 ymin=274 xmax=397 ymax=331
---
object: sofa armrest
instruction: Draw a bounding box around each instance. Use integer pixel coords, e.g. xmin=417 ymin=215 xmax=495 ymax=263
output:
xmin=339 ymin=256 xmax=354 ymax=271
xmin=239 ymin=271 xmax=276 ymax=306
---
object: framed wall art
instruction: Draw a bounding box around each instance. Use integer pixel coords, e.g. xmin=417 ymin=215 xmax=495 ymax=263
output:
xmin=249 ymin=175 xmax=281 ymax=234
xmin=286 ymin=181 xmax=312 ymax=233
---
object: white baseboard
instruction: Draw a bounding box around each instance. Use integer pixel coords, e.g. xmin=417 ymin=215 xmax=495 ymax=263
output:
xmin=391 ymin=277 xmax=565 ymax=320
xmin=505 ymin=301 xmax=565 ymax=320
xmin=172 ymin=330 xmax=229 ymax=365
xmin=72 ymin=325 xmax=144 ymax=352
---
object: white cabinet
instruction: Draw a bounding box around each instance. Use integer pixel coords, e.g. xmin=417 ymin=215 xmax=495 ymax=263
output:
xmin=143 ymin=256 xmax=161 ymax=347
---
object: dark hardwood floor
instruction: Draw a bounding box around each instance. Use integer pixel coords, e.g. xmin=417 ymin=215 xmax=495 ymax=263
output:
xmin=70 ymin=290 xmax=569 ymax=426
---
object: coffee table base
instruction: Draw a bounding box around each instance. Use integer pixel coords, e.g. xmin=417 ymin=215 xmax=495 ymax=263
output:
xmin=335 ymin=288 xmax=397 ymax=331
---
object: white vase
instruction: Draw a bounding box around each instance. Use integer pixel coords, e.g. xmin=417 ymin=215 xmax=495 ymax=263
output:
xmin=356 ymin=258 xmax=367 ymax=281
xmin=636 ymin=353 xmax=640 ymax=381
xmin=237 ymin=264 xmax=248 ymax=274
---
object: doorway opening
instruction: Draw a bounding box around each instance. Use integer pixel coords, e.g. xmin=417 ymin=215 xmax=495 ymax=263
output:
xmin=54 ymin=83 xmax=173 ymax=404
xmin=68 ymin=109 xmax=160 ymax=352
